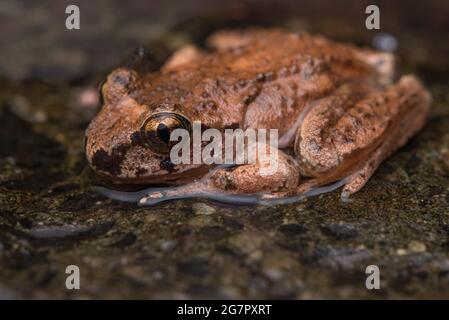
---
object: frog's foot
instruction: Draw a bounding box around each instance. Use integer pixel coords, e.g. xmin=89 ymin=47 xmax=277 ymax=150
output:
xmin=339 ymin=140 xmax=398 ymax=202
xmin=258 ymin=177 xmax=348 ymax=205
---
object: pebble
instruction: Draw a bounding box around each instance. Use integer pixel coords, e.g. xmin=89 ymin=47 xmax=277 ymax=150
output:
xmin=295 ymin=204 xmax=307 ymax=213
xmin=309 ymin=245 xmax=371 ymax=270
xmin=408 ymin=240 xmax=426 ymax=253
xmin=192 ymin=202 xmax=216 ymax=215
xmin=160 ymin=240 xmax=177 ymax=252
xmin=24 ymin=221 xmax=114 ymax=244
xmin=321 ymin=222 xmax=359 ymax=240
xmin=7 ymin=95 xmax=47 ymax=123
xmin=26 ymin=224 xmax=91 ymax=239
xmin=372 ymin=32 xmax=398 ymax=52
xmin=77 ymin=87 xmax=99 ymax=109
xmin=262 ymin=268 xmax=284 ymax=281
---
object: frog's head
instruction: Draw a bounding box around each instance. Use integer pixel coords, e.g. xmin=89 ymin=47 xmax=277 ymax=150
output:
xmin=85 ymin=68 xmax=207 ymax=185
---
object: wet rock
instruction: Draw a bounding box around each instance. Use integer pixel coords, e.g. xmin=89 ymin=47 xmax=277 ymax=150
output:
xmin=24 ymin=221 xmax=114 ymax=245
xmin=406 ymin=252 xmax=434 ymax=269
xmin=111 ymin=232 xmax=137 ymax=247
xmin=441 ymin=223 xmax=449 ymax=234
xmin=0 ymin=209 xmax=17 ymax=227
xmin=192 ymin=202 xmax=216 ymax=215
xmin=405 ymin=154 xmax=422 ymax=174
xmin=27 ymin=225 xmax=93 ymax=239
xmin=123 ymin=265 xmax=154 ymax=285
xmin=277 ymin=223 xmax=307 ymax=237
xmin=178 ymin=256 xmax=209 ymax=277
xmin=0 ymin=286 xmax=16 ymax=299
xmin=199 ymin=225 xmax=230 ymax=240
xmin=321 ymin=223 xmax=359 ymax=240
xmin=58 ymin=192 xmax=102 ymax=212
xmin=50 ymin=183 xmax=79 ymax=194
xmin=0 ymin=108 xmax=66 ymax=169
xmin=429 ymin=258 xmax=449 ymax=274
xmin=226 ymin=231 xmax=266 ymax=256
xmin=382 ymin=167 xmax=410 ymax=184
xmin=304 ymin=246 xmax=371 ymax=270
xmin=6 ymin=95 xmax=47 ymax=123
xmin=188 ymin=215 xmax=215 ymax=228
xmin=2 ymin=172 xmax=69 ymax=192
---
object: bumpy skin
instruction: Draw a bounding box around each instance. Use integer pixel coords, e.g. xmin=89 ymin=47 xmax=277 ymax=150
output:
xmin=85 ymin=28 xmax=431 ymax=202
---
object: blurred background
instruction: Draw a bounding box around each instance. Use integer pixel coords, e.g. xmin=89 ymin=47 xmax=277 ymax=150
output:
xmin=0 ymin=0 xmax=449 ymax=299
xmin=1 ymin=0 xmax=448 ymax=83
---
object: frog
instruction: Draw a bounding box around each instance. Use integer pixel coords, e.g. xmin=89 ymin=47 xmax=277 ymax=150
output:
xmin=85 ymin=28 xmax=431 ymax=205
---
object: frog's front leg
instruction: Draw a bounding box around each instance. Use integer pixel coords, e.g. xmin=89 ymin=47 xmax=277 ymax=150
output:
xmin=137 ymin=145 xmax=300 ymax=205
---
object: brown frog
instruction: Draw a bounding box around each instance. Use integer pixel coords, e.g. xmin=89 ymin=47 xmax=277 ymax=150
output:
xmin=85 ymin=28 xmax=431 ymax=205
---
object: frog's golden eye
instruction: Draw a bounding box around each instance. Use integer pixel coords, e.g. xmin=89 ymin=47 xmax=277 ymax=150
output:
xmin=140 ymin=112 xmax=191 ymax=154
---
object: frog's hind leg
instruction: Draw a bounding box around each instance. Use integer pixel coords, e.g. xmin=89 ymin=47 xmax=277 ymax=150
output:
xmin=286 ymin=75 xmax=430 ymax=202
xmin=206 ymin=29 xmax=255 ymax=51
xmin=340 ymin=75 xmax=431 ymax=200
xmin=340 ymin=131 xmax=413 ymax=201
xmin=162 ymin=44 xmax=206 ymax=71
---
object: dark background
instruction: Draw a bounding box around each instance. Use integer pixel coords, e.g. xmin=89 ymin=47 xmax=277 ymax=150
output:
xmin=1 ymin=0 xmax=448 ymax=82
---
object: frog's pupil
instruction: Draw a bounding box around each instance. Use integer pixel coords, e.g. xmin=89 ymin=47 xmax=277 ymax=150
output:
xmin=157 ymin=123 xmax=171 ymax=144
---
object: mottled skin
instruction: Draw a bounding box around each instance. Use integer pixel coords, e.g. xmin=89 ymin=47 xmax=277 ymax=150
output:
xmin=85 ymin=28 xmax=431 ymax=203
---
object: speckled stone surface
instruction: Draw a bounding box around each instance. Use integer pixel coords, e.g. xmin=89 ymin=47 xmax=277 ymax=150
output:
xmin=0 ymin=0 xmax=449 ymax=299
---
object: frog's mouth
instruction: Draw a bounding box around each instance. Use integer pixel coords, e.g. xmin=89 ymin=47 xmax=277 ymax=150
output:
xmin=97 ymin=163 xmax=211 ymax=186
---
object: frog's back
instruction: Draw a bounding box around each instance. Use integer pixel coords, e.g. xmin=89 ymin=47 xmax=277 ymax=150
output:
xmin=132 ymin=29 xmax=392 ymax=137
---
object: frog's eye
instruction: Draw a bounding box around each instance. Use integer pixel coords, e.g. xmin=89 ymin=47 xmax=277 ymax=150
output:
xmin=140 ymin=112 xmax=191 ymax=154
